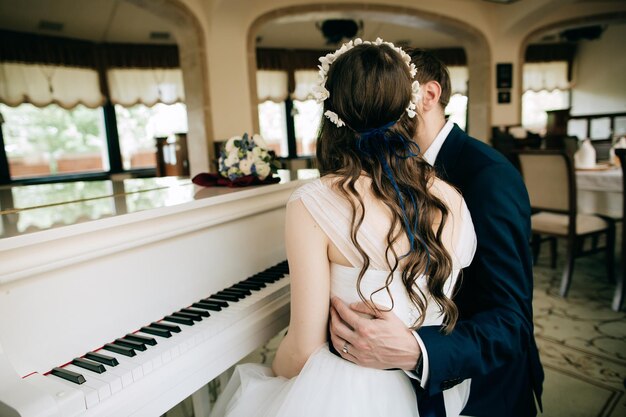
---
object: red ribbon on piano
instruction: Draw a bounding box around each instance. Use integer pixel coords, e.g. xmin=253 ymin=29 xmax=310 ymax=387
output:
xmin=192 ymin=172 xmax=280 ymax=188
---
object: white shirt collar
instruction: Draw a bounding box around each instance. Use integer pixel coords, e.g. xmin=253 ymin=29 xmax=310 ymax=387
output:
xmin=422 ymin=120 xmax=454 ymax=166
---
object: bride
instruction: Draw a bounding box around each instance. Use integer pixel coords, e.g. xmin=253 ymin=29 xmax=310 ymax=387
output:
xmin=210 ymin=38 xmax=476 ymax=417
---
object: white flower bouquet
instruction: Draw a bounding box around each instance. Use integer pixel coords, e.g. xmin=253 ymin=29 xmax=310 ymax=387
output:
xmin=219 ymin=133 xmax=280 ymax=181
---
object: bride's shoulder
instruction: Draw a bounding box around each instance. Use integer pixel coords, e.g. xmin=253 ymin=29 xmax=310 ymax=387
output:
xmin=287 ymin=178 xmax=325 ymax=203
xmin=429 ymin=177 xmax=465 ymax=213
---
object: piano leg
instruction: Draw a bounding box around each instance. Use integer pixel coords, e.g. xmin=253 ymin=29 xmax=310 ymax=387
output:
xmin=191 ymin=386 xmax=211 ymax=417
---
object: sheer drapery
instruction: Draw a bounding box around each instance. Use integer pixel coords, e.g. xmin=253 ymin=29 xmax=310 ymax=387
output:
xmin=0 ymin=30 xmax=183 ymax=109
xmin=292 ymin=70 xmax=319 ymax=101
xmin=257 ymin=70 xmax=288 ymax=103
xmin=523 ymin=62 xmax=569 ymax=92
xmin=107 ymin=68 xmax=185 ymax=106
xmin=0 ymin=63 xmax=103 ymax=109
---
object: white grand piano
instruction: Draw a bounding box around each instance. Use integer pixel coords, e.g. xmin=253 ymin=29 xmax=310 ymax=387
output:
xmin=0 ymin=177 xmax=303 ymax=417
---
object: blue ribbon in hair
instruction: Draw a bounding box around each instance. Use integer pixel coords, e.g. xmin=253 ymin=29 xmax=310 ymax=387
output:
xmin=356 ymin=121 xmax=431 ymax=269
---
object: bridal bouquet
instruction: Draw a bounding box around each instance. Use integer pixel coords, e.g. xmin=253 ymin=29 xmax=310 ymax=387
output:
xmin=219 ymin=133 xmax=280 ymax=181
xmin=192 ymin=133 xmax=281 ymax=188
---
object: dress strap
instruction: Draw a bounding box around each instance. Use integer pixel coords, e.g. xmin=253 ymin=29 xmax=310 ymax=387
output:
xmin=288 ymin=180 xmax=364 ymax=268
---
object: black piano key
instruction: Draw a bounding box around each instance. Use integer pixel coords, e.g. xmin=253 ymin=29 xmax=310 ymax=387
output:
xmin=222 ymin=287 xmax=251 ymax=296
xmin=125 ymin=333 xmax=157 ymax=346
xmin=85 ymin=352 xmax=119 ymax=367
xmin=141 ymin=326 xmax=172 ymax=338
xmin=163 ymin=315 xmax=195 ymax=326
xmin=172 ymin=311 xmax=203 ymax=322
xmin=72 ymin=357 xmax=106 ymax=374
xmin=252 ymin=272 xmax=279 ymax=279
xmin=246 ymin=277 xmax=272 ymax=285
xmin=103 ymin=343 xmax=136 ymax=357
xmin=114 ymin=338 xmax=147 ymax=352
xmin=273 ymin=261 xmax=289 ymax=271
xmin=201 ymin=298 xmax=228 ymax=308
xmin=215 ymin=290 xmax=245 ymax=300
xmin=209 ymin=293 xmax=240 ymax=302
xmin=151 ymin=321 xmax=182 ymax=333
xmin=51 ymin=367 xmax=86 ymax=385
xmin=181 ymin=307 xmax=209 ymax=317
xmin=249 ymin=275 xmax=278 ymax=283
xmin=216 ymin=287 xmax=246 ymax=296
xmin=192 ymin=302 xmax=222 ymax=312
xmin=235 ymin=281 xmax=265 ymax=289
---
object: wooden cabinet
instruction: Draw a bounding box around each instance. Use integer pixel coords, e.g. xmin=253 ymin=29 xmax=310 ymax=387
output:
xmin=156 ymin=133 xmax=189 ymax=177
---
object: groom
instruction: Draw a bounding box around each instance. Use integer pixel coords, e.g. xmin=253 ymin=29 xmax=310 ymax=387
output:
xmin=329 ymin=50 xmax=544 ymax=417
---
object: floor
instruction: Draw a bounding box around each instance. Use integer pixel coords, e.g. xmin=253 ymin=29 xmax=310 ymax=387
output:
xmin=164 ymin=235 xmax=626 ymax=417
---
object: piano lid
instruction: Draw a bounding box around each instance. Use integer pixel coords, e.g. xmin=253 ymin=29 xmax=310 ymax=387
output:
xmin=0 ymin=179 xmax=303 ymax=379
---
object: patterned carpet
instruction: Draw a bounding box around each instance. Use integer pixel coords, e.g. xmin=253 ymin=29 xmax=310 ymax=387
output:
xmin=165 ymin=236 xmax=626 ymax=417
xmin=532 ymin=238 xmax=625 ymax=417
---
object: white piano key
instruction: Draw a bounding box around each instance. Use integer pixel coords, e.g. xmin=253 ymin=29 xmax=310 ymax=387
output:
xmin=22 ymin=373 xmax=86 ymax=417
xmin=135 ymin=330 xmax=179 ymax=364
xmin=95 ymin=350 xmax=144 ymax=381
xmin=61 ymin=365 xmax=111 ymax=402
xmin=103 ymin=362 xmax=134 ymax=388
xmin=48 ymin=373 xmax=100 ymax=408
xmin=65 ymin=363 xmax=123 ymax=395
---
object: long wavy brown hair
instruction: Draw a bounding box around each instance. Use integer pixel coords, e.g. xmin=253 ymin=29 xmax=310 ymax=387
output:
xmin=316 ymin=43 xmax=457 ymax=333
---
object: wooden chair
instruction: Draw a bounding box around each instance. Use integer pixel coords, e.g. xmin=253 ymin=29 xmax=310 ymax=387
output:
xmin=613 ymin=148 xmax=625 ymax=311
xmin=516 ymin=150 xmax=616 ymax=297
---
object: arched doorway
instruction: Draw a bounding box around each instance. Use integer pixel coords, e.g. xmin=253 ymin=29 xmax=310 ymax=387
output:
xmin=127 ymin=0 xmax=214 ymax=175
xmin=248 ymin=4 xmax=492 ymax=141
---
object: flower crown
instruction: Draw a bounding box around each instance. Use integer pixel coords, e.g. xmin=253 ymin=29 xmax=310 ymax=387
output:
xmin=313 ymin=38 xmax=422 ymax=128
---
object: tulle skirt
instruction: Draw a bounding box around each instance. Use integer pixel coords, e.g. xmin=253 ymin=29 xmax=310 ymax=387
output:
xmin=210 ymin=344 xmax=420 ymax=417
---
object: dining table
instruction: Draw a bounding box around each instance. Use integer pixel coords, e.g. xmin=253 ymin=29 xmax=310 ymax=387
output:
xmin=576 ymin=164 xmax=623 ymax=219
xmin=576 ymin=162 xmax=624 ymax=311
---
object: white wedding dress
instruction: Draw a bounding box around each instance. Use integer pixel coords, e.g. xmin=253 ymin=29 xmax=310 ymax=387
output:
xmin=210 ymin=178 xmax=477 ymax=417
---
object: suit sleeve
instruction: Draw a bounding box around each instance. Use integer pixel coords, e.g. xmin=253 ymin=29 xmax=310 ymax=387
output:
xmin=417 ymin=162 xmax=535 ymax=395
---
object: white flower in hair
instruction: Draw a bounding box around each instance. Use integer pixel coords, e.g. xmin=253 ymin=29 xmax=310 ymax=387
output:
xmin=411 ymin=81 xmax=423 ymax=104
xmin=313 ymin=85 xmax=330 ymax=103
xmin=324 ymin=110 xmax=345 ymax=127
xmin=317 ymin=37 xmax=421 ymax=128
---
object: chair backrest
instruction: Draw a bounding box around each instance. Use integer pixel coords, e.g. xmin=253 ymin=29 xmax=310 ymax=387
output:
xmin=616 ymin=148 xmax=626 ymax=219
xmin=517 ymin=150 xmax=575 ymax=214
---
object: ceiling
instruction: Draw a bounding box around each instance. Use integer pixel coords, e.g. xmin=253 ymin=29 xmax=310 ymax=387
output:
xmin=256 ymin=20 xmax=461 ymax=50
xmin=0 ymin=0 xmax=614 ymax=50
xmin=0 ymin=0 xmax=463 ymax=49
xmin=0 ymin=0 xmax=178 ymax=44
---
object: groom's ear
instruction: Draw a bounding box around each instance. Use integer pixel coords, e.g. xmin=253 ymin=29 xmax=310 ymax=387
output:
xmin=420 ymin=80 xmax=443 ymax=113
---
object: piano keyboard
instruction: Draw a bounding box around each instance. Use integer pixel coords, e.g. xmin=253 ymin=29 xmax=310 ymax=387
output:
xmin=35 ymin=261 xmax=290 ymax=415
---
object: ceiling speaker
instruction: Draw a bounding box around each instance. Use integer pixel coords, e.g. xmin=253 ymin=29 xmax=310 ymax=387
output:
xmin=317 ymin=20 xmax=361 ymax=45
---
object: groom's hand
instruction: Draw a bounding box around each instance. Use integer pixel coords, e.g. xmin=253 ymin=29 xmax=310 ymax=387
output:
xmin=329 ymin=297 xmax=421 ymax=371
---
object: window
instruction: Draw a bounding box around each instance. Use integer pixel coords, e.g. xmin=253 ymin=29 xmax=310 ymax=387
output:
xmin=256 ymin=70 xmax=290 ymax=156
xmin=293 ymin=99 xmax=322 ymax=156
xmin=1 ymin=103 xmax=108 ymax=179
xmin=445 ymin=94 xmax=468 ymax=131
xmin=258 ymin=101 xmax=289 ymax=156
xmin=522 ymin=90 xmax=570 ymax=134
xmin=115 ymin=103 xmax=188 ymax=170
xmin=521 ymin=62 xmax=570 ymax=134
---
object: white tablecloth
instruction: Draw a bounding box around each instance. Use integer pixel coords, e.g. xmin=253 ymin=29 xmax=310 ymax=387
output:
xmin=576 ymin=168 xmax=623 ymax=218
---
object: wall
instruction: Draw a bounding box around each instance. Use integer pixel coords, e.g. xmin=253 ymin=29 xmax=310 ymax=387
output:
xmin=571 ymin=23 xmax=626 ymax=116
xmin=170 ymin=0 xmax=626 ymax=172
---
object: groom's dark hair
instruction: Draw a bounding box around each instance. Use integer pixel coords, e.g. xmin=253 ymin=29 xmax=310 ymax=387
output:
xmin=407 ymin=49 xmax=452 ymax=110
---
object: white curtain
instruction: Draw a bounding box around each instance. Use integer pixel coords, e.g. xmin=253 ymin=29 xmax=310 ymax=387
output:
xmin=0 ymin=62 xmax=104 ymax=108
xmin=108 ymin=68 xmax=185 ymax=106
xmin=292 ymin=70 xmax=319 ymax=101
xmin=523 ymin=62 xmax=569 ymax=92
xmin=257 ymin=70 xmax=288 ymax=103
xmin=448 ymin=66 xmax=468 ymax=95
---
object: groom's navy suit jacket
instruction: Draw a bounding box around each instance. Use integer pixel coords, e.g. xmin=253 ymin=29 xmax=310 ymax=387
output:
xmin=416 ymin=125 xmax=544 ymax=417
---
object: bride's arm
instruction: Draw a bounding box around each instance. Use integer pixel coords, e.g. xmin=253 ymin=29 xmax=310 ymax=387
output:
xmin=272 ymin=198 xmax=331 ymax=378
